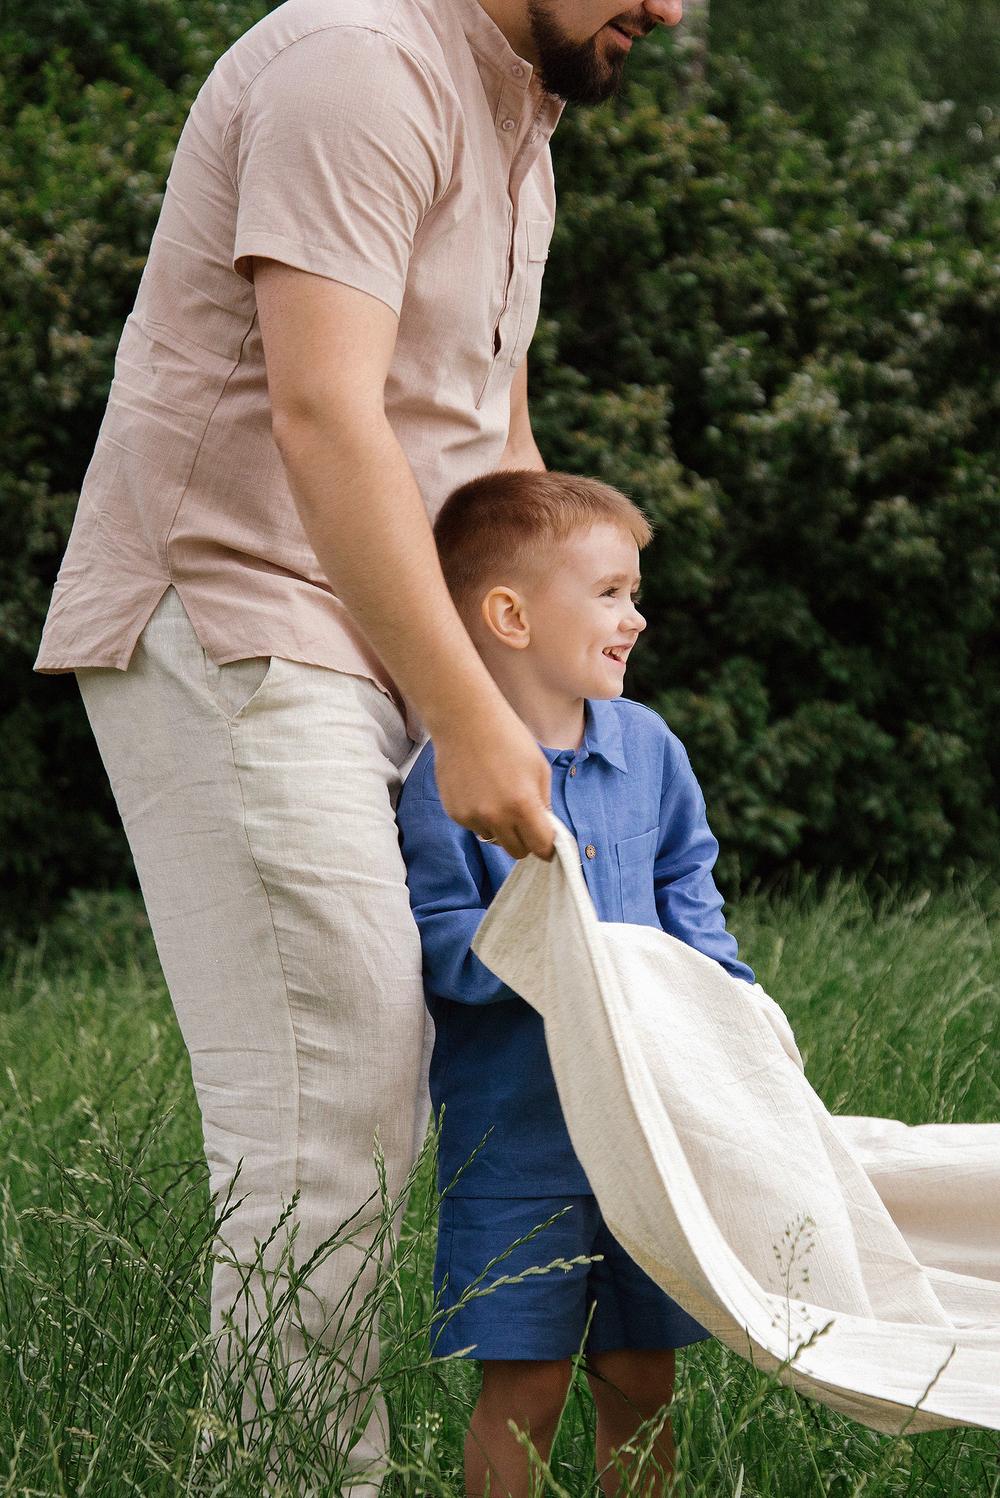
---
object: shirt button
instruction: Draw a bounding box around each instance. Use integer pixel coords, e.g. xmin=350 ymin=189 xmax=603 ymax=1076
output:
xmin=512 ymin=63 xmax=525 ymax=78
xmin=569 ymin=766 xmax=577 ymax=777
xmin=501 ymin=117 xmax=516 ymax=132
xmin=585 ymin=844 xmax=597 ymax=859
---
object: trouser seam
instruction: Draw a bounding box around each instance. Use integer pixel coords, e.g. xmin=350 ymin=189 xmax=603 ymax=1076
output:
xmin=223 ymin=709 xmax=304 ymax=1363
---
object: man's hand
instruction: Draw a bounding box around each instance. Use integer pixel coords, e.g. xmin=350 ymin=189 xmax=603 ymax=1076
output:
xmin=253 ymin=258 xmax=554 ymax=861
xmin=434 ymin=703 xmax=555 ymax=861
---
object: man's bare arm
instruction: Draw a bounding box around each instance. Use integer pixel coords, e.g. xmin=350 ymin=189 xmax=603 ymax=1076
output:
xmin=498 ymin=360 xmax=546 ymax=472
xmin=253 ymin=258 xmax=553 ymax=860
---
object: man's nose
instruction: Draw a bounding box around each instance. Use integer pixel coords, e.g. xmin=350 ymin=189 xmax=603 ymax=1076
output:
xmin=643 ymin=0 xmax=684 ymax=26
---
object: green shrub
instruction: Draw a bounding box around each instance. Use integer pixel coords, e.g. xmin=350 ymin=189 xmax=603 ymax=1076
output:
xmin=709 ymin=0 xmax=1000 ymax=155
xmin=534 ymin=46 xmax=1000 ymax=890
xmin=1 ymin=51 xmax=182 ymax=935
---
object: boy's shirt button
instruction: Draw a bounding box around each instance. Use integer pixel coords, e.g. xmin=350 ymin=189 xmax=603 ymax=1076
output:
xmin=585 ymin=844 xmax=597 ymax=859
xmin=569 ymin=766 xmax=577 ymax=777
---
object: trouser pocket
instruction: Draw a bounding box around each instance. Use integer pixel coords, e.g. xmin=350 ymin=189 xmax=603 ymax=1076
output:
xmin=203 ymin=653 xmax=273 ymax=722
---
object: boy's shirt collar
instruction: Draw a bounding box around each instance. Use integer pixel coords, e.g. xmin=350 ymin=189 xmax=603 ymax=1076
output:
xmin=538 ymin=698 xmax=628 ymax=774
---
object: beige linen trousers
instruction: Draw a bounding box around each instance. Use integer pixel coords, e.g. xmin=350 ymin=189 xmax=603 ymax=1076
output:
xmin=77 ymin=588 xmax=430 ymax=1492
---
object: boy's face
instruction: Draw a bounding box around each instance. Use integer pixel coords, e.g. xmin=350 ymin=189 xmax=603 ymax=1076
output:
xmin=504 ymin=521 xmax=647 ymax=700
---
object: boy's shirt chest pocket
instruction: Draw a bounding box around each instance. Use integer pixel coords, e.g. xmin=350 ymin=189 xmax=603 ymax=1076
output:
xmin=615 ymin=825 xmax=660 ymax=927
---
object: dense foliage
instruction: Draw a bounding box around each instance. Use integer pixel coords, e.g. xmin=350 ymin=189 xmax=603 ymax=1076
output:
xmin=2 ymin=6 xmax=998 ymax=932
xmin=710 ymin=0 xmax=1000 ymax=153
xmin=536 ymin=46 xmax=1000 ymax=886
xmin=1 ymin=5 xmax=272 ymax=933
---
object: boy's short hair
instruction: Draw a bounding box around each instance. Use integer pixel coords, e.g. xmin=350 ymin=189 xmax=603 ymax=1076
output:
xmin=433 ymin=468 xmax=653 ymax=617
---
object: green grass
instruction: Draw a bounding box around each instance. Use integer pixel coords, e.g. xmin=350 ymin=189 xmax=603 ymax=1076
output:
xmin=2 ymin=876 xmax=999 ymax=1496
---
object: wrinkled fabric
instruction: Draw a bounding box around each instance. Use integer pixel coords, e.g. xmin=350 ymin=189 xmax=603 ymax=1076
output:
xmin=77 ymin=587 xmax=430 ymax=1493
xmin=473 ymin=815 xmax=1000 ymax=1433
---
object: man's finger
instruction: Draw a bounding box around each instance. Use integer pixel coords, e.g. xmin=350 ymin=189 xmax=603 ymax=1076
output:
xmin=511 ymin=809 xmax=555 ymax=863
xmin=497 ymin=828 xmax=530 ymax=860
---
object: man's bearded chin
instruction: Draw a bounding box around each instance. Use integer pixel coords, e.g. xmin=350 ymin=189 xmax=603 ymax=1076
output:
xmin=527 ymin=0 xmax=629 ymax=104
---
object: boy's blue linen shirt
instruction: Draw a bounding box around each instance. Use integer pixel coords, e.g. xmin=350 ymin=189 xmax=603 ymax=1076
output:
xmin=396 ymin=696 xmax=755 ymax=1198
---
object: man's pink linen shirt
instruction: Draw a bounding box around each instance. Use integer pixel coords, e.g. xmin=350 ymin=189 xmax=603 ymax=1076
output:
xmin=34 ymin=0 xmax=563 ymax=740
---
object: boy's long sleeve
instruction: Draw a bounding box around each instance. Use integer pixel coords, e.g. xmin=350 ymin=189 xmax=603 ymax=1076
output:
xmin=654 ymin=736 xmax=756 ymax=986
xmin=396 ymin=771 xmax=518 ymax=1006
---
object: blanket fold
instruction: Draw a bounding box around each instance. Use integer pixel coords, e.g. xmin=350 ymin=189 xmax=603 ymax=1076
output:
xmin=472 ymin=815 xmax=1000 ymax=1433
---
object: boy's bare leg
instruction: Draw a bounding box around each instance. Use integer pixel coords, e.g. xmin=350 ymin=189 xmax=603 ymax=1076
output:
xmin=465 ymin=1359 xmax=574 ymax=1498
xmin=586 ymin=1349 xmax=677 ymax=1497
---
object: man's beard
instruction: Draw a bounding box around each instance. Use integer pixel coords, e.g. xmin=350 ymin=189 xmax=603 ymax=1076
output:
xmin=527 ymin=0 xmax=629 ymax=104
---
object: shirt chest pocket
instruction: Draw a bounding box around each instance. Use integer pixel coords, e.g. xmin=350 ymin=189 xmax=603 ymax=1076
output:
xmin=475 ymin=216 xmax=552 ymax=409
xmin=615 ymin=825 xmax=660 ymax=928
xmin=509 ymin=217 xmax=552 ymax=364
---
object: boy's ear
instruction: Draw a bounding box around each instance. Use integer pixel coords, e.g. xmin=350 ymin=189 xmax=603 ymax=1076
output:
xmin=481 ymin=586 xmax=531 ymax=650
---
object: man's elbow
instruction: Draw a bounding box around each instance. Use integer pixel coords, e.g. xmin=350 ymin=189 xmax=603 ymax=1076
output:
xmin=270 ymin=394 xmax=327 ymax=461
xmin=270 ymin=390 xmax=355 ymax=451
xmin=270 ymin=392 xmax=391 ymax=477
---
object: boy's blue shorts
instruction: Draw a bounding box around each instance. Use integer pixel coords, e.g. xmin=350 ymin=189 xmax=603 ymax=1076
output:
xmin=432 ymin=1194 xmax=711 ymax=1361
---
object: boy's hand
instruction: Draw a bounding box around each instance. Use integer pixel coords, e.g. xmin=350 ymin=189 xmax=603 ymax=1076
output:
xmin=432 ymin=705 xmax=556 ymax=862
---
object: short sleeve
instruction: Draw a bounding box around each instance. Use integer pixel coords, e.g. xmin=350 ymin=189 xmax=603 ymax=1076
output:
xmin=228 ymin=26 xmax=450 ymax=313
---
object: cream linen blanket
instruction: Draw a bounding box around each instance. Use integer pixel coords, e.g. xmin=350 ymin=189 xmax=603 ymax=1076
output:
xmin=471 ymin=815 xmax=1000 ymax=1433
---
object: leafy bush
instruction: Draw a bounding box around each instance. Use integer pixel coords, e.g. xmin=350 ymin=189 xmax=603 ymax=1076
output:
xmin=0 ymin=5 xmax=273 ymax=933
xmin=2 ymin=13 xmax=998 ymax=931
xmin=709 ymin=0 xmax=1000 ymax=155
xmin=533 ymin=45 xmax=1000 ymax=889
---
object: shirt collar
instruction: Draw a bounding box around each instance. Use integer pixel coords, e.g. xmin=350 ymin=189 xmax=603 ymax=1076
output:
xmin=450 ymin=0 xmax=528 ymax=71
xmin=540 ymin=699 xmax=629 ymax=774
xmin=448 ymin=0 xmax=565 ymax=143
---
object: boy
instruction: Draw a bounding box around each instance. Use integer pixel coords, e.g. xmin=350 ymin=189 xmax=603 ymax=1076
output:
xmin=396 ymin=469 xmax=755 ymax=1497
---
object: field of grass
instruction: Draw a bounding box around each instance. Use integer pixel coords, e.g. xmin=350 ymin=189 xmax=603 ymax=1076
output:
xmin=2 ymin=875 xmax=999 ymax=1496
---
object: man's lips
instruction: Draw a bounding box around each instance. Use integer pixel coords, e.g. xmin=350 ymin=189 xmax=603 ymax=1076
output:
xmin=607 ymin=19 xmax=652 ymax=47
xmin=607 ymin=22 xmax=635 ymax=48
